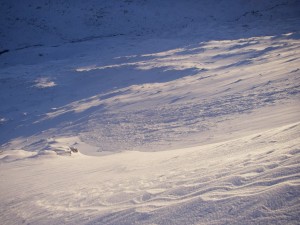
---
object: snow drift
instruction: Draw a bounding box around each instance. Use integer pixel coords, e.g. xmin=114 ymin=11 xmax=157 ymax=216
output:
xmin=0 ymin=0 xmax=300 ymax=224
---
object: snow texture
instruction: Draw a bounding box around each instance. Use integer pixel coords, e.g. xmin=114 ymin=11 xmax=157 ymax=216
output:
xmin=0 ymin=0 xmax=300 ymax=224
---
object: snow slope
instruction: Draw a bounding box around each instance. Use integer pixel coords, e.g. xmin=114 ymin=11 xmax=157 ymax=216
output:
xmin=1 ymin=28 xmax=299 ymax=153
xmin=1 ymin=0 xmax=300 ymax=50
xmin=0 ymin=0 xmax=300 ymax=224
xmin=1 ymin=122 xmax=300 ymax=225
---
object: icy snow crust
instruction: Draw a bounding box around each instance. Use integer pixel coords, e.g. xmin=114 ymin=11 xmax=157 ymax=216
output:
xmin=0 ymin=0 xmax=300 ymax=224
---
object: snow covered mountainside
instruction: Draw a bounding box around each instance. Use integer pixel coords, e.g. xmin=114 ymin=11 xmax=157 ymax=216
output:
xmin=0 ymin=0 xmax=300 ymax=224
xmin=1 ymin=0 xmax=300 ymax=50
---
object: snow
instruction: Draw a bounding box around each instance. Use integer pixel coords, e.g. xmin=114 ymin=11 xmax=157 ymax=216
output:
xmin=0 ymin=0 xmax=300 ymax=224
xmin=1 ymin=123 xmax=299 ymax=224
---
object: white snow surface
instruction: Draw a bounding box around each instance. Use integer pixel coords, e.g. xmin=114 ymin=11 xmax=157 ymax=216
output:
xmin=0 ymin=0 xmax=300 ymax=224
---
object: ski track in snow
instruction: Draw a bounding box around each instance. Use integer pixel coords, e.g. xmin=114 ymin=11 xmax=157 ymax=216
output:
xmin=0 ymin=0 xmax=300 ymax=224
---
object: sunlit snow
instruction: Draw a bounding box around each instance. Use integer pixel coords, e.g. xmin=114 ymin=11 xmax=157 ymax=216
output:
xmin=0 ymin=0 xmax=299 ymax=225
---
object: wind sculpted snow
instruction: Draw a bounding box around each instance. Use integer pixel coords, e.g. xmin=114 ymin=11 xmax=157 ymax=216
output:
xmin=1 ymin=123 xmax=299 ymax=224
xmin=1 ymin=32 xmax=299 ymax=153
xmin=0 ymin=0 xmax=300 ymax=224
